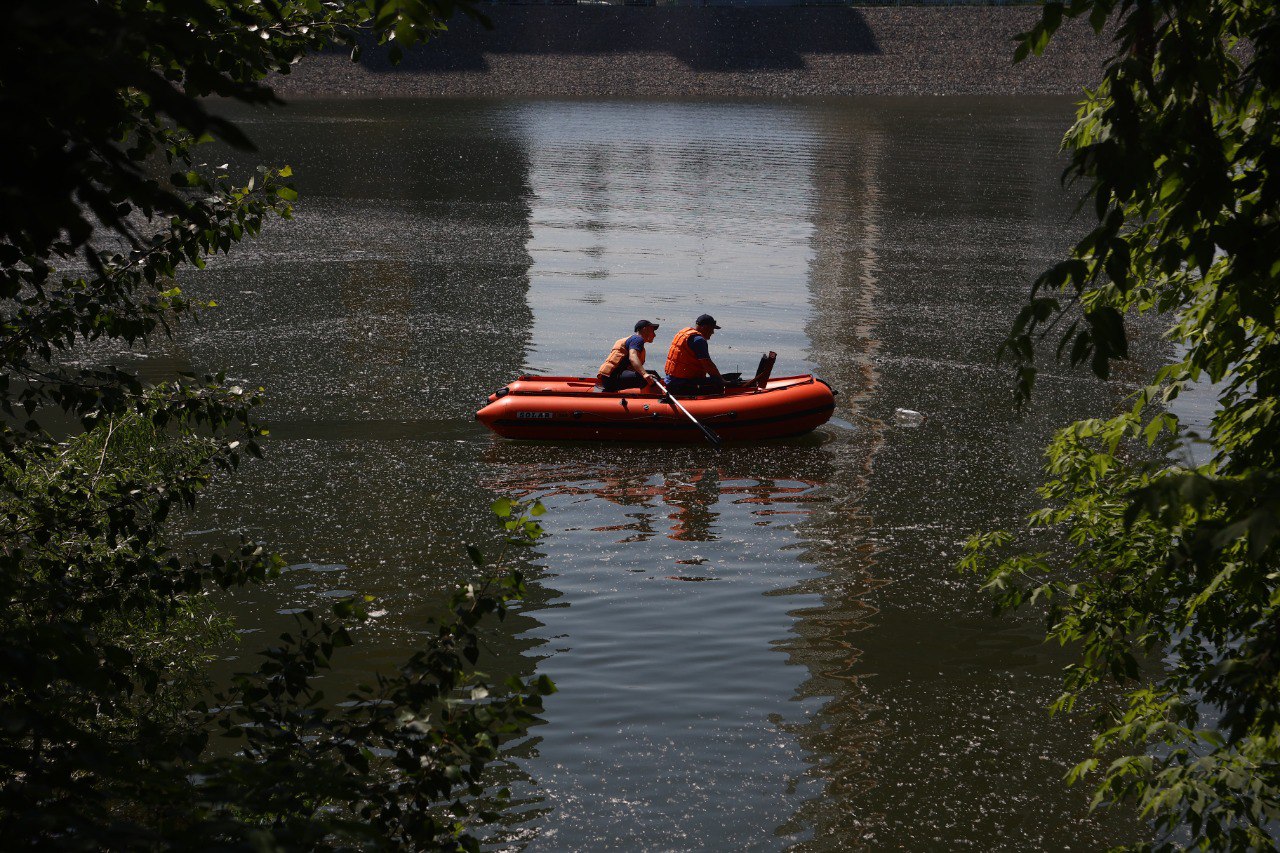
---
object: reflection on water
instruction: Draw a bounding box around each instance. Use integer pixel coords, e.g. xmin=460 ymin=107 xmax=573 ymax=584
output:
xmin=178 ymin=97 xmax=1152 ymax=849
xmin=480 ymin=442 xmax=856 ymax=847
xmin=780 ymin=105 xmax=890 ymax=847
xmin=516 ymin=102 xmax=821 ymax=376
xmin=487 ymin=457 xmax=826 ymax=547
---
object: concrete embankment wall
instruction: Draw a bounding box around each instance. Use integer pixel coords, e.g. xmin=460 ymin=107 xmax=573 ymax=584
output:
xmin=275 ymin=6 xmax=1112 ymax=98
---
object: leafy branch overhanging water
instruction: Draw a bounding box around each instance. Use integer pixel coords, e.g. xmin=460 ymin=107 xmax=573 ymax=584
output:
xmin=965 ymin=1 xmax=1280 ymax=848
xmin=0 ymin=1 xmax=556 ymax=848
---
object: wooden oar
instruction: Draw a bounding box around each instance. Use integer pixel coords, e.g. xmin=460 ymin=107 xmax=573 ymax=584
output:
xmin=650 ymin=375 xmax=723 ymax=449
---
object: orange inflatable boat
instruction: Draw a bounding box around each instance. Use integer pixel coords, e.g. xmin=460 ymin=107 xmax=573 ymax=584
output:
xmin=475 ymin=374 xmax=836 ymax=443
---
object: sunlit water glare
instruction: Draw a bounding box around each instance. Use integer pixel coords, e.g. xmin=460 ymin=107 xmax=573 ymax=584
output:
xmin=164 ymin=96 xmax=1159 ymax=849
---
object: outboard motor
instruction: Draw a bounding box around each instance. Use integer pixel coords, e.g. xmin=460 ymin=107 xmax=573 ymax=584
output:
xmin=751 ymin=351 xmax=777 ymax=388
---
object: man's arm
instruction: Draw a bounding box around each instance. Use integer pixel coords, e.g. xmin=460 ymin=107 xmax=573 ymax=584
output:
xmin=628 ymin=345 xmax=657 ymax=386
xmin=688 ymin=335 xmax=722 ymax=381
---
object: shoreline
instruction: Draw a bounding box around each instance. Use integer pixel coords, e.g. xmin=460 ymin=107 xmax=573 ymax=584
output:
xmin=275 ymin=7 xmax=1111 ymax=99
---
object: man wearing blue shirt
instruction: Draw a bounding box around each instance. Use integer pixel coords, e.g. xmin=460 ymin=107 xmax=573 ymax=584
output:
xmin=663 ymin=314 xmax=726 ymax=396
xmin=594 ymin=320 xmax=660 ymax=392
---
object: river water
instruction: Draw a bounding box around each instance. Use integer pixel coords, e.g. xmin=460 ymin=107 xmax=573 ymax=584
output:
xmin=168 ymin=96 xmax=1158 ymax=848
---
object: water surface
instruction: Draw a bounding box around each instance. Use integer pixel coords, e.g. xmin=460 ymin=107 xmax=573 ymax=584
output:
xmin=175 ymin=96 xmax=1155 ymax=848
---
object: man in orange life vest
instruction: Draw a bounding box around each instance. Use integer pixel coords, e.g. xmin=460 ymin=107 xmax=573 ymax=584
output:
xmin=594 ymin=320 xmax=661 ymax=392
xmin=664 ymin=313 xmax=726 ymax=396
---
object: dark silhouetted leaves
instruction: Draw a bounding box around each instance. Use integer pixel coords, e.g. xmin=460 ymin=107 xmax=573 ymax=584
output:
xmin=0 ymin=0 xmax=560 ymax=850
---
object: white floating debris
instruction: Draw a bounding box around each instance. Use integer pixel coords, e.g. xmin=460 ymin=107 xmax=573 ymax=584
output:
xmin=894 ymin=408 xmax=927 ymax=427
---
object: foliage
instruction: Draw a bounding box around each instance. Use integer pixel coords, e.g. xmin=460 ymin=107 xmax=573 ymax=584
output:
xmin=1 ymin=407 xmax=237 ymax=743
xmin=1 ymin=1 xmax=554 ymax=849
xmin=967 ymin=0 xmax=1280 ymax=848
xmin=191 ymin=496 xmax=552 ymax=849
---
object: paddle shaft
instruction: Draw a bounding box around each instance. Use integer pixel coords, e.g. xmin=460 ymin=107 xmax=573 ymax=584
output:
xmin=650 ymin=375 xmax=723 ymax=449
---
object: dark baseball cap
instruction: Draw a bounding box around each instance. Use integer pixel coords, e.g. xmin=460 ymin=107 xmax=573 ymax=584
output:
xmin=634 ymin=319 xmax=660 ymax=332
xmin=695 ymin=314 xmax=721 ymax=329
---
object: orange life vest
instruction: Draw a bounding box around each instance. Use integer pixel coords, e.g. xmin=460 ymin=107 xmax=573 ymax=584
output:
xmin=664 ymin=327 xmax=706 ymax=379
xmin=597 ymin=337 xmax=644 ymax=378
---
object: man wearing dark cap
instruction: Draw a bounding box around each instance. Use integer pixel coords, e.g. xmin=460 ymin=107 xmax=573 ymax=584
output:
xmin=663 ymin=313 xmax=726 ymax=396
xmin=594 ymin=320 xmax=661 ymax=392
